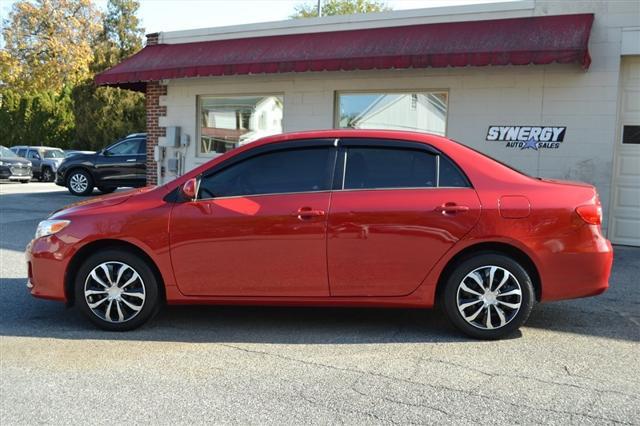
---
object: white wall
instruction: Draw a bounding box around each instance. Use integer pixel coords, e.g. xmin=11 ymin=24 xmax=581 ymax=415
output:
xmin=157 ymin=0 xmax=640 ymax=231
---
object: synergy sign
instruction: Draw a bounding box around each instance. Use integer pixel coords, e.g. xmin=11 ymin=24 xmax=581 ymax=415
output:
xmin=486 ymin=126 xmax=566 ymax=150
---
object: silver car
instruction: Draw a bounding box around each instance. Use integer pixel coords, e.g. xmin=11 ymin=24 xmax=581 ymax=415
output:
xmin=10 ymin=146 xmax=66 ymax=182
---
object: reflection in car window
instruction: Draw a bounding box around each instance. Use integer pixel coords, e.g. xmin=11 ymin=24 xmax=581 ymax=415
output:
xmin=43 ymin=149 xmax=65 ymax=158
xmin=107 ymin=139 xmax=142 ymax=155
xmin=199 ymin=147 xmax=333 ymax=198
xmin=0 ymin=146 xmax=18 ymax=158
xmin=28 ymin=151 xmax=40 ymax=159
xmin=344 ymin=147 xmax=437 ymax=189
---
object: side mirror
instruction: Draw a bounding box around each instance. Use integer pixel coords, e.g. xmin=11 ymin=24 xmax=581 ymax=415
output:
xmin=180 ymin=178 xmax=198 ymax=200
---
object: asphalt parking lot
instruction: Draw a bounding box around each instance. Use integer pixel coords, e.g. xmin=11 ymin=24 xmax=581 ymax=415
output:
xmin=1 ymin=181 xmax=639 ymax=425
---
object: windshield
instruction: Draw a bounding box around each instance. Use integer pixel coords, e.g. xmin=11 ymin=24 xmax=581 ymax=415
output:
xmin=0 ymin=146 xmax=18 ymax=158
xmin=44 ymin=149 xmax=65 ymax=159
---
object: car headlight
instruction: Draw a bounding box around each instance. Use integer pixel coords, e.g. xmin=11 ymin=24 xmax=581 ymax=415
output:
xmin=35 ymin=220 xmax=70 ymax=239
xmin=0 ymin=161 xmax=5 ymax=166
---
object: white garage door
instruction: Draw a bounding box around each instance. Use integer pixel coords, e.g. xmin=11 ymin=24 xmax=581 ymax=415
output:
xmin=609 ymin=56 xmax=640 ymax=246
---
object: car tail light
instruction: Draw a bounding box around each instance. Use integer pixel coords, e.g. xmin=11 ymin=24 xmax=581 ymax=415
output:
xmin=576 ymin=204 xmax=602 ymax=225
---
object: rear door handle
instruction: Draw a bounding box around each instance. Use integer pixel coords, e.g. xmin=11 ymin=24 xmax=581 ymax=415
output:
xmin=436 ymin=203 xmax=470 ymax=214
xmin=293 ymin=207 xmax=326 ymax=219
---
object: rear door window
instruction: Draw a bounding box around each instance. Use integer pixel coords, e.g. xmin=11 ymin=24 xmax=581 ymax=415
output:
xmin=343 ymin=147 xmax=437 ymax=190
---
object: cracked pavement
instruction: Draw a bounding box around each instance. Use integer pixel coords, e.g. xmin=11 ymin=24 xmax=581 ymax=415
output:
xmin=1 ymin=182 xmax=639 ymax=424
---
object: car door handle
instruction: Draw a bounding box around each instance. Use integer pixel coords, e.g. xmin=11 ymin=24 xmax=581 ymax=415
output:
xmin=293 ymin=207 xmax=326 ymax=219
xmin=126 ymin=158 xmax=137 ymax=162
xmin=435 ymin=203 xmax=470 ymax=214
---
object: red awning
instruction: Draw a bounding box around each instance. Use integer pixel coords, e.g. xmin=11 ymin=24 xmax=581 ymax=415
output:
xmin=95 ymin=13 xmax=594 ymax=91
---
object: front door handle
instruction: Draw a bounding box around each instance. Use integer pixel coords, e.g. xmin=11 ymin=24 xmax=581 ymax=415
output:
xmin=436 ymin=203 xmax=470 ymax=215
xmin=293 ymin=207 xmax=326 ymax=219
xmin=126 ymin=158 xmax=137 ymax=162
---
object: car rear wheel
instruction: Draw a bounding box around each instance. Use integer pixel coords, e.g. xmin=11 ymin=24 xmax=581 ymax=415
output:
xmin=41 ymin=167 xmax=54 ymax=182
xmin=97 ymin=186 xmax=117 ymax=194
xmin=441 ymin=253 xmax=535 ymax=340
xmin=67 ymin=169 xmax=94 ymax=196
xmin=75 ymin=249 xmax=160 ymax=331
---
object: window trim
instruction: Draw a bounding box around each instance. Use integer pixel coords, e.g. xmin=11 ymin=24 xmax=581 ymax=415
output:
xmin=195 ymin=138 xmax=338 ymax=201
xmin=196 ymin=93 xmax=285 ymax=158
xmin=332 ymin=138 xmax=471 ymax=191
xmin=333 ymin=89 xmax=449 ymax=136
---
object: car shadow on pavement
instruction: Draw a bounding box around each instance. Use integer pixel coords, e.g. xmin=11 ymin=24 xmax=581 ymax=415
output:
xmin=1 ymin=277 xmax=507 ymax=344
xmin=2 ymin=275 xmax=639 ymax=343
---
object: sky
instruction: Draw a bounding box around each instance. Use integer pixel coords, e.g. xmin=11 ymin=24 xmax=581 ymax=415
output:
xmin=1 ymin=0 xmax=517 ymax=35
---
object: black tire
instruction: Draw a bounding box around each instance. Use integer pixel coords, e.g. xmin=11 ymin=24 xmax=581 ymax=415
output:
xmin=440 ymin=252 xmax=535 ymax=340
xmin=97 ymin=186 xmax=117 ymax=194
xmin=20 ymin=180 xmax=29 ymax=184
xmin=41 ymin=167 xmax=54 ymax=182
xmin=74 ymin=249 xmax=161 ymax=331
xmin=66 ymin=169 xmax=94 ymax=196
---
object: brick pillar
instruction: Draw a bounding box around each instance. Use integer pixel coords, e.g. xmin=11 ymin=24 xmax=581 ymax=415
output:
xmin=144 ymin=33 xmax=165 ymax=186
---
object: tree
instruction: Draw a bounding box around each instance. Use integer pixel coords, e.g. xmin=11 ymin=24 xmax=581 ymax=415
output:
xmin=291 ymin=0 xmax=390 ymax=18
xmin=1 ymin=0 xmax=101 ymax=92
xmin=93 ymin=0 xmax=144 ymax=71
xmin=72 ymin=0 xmax=145 ymax=150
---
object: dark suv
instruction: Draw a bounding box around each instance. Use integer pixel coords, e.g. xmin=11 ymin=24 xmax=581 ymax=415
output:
xmin=56 ymin=133 xmax=147 ymax=196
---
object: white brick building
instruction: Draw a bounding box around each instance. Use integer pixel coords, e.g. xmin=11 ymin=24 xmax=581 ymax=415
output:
xmin=97 ymin=0 xmax=640 ymax=246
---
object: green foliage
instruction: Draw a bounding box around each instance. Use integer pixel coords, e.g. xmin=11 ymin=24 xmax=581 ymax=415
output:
xmin=292 ymin=0 xmax=390 ymax=18
xmin=0 ymin=88 xmax=75 ymax=148
xmin=0 ymin=0 xmax=145 ymax=151
xmin=72 ymin=83 xmax=145 ymax=151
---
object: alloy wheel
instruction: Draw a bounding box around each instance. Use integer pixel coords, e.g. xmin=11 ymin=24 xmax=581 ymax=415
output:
xmin=69 ymin=173 xmax=89 ymax=193
xmin=42 ymin=168 xmax=53 ymax=182
xmin=83 ymin=261 xmax=146 ymax=323
xmin=456 ymin=265 xmax=522 ymax=330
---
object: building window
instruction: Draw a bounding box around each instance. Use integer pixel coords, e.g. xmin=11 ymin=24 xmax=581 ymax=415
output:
xmin=336 ymin=91 xmax=448 ymax=136
xmin=198 ymin=95 xmax=284 ymax=155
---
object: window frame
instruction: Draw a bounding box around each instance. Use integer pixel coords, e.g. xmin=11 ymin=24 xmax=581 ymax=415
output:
xmin=194 ymin=138 xmax=339 ymax=201
xmin=104 ymin=138 xmax=145 ymax=157
xmin=196 ymin=93 xmax=285 ymax=158
xmin=332 ymin=138 xmax=471 ymax=192
xmin=333 ymin=89 xmax=449 ymax=136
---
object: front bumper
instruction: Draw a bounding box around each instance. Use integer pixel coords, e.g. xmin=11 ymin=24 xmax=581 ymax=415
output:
xmin=25 ymin=236 xmax=73 ymax=302
xmin=0 ymin=164 xmax=32 ymax=181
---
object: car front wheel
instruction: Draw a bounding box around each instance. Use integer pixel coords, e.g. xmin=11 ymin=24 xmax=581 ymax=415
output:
xmin=441 ymin=253 xmax=535 ymax=340
xmin=67 ymin=169 xmax=94 ymax=196
xmin=75 ymin=249 xmax=160 ymax=331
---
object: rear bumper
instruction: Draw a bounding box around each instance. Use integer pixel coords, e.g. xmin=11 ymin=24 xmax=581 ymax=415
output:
xmin=538 ymin=234 xmax=613 ymax=302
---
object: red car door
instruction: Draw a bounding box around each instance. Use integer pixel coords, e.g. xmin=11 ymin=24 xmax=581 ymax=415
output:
xmin=169 ymin=142 xmax=336 ymax=297
xmin=327 ymin=140 xmax=481 ymax=297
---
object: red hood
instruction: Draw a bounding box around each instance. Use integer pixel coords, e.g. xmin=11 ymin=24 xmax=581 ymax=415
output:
xmin=50 ymin=187 xmax=155 ymax=218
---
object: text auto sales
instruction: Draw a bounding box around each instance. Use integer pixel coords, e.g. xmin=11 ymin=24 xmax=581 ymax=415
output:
xmin=486 ymin=126 xmax=566 ymax=150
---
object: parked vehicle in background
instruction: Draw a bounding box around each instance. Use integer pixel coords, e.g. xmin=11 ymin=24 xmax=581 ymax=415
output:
xmin=27 ymin=130 xmax=613 ymax=339
xmin=64 ymin=150 xmax=96 ymax=158
xmin=10 ymin=146 xmax=65 ymax=182
xmin=0 ymin=146 xmax=32 ymax=183
xmin=55 ymin=133 xmax=146 ymax=196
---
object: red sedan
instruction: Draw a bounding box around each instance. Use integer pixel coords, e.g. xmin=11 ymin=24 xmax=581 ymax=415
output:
xmin=26 ymin=130 xmax=613 ymax=339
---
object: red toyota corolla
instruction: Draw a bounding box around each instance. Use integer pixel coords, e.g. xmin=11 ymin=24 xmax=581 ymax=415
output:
xmin=26 ymin=130 xmax=613 ymax=339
